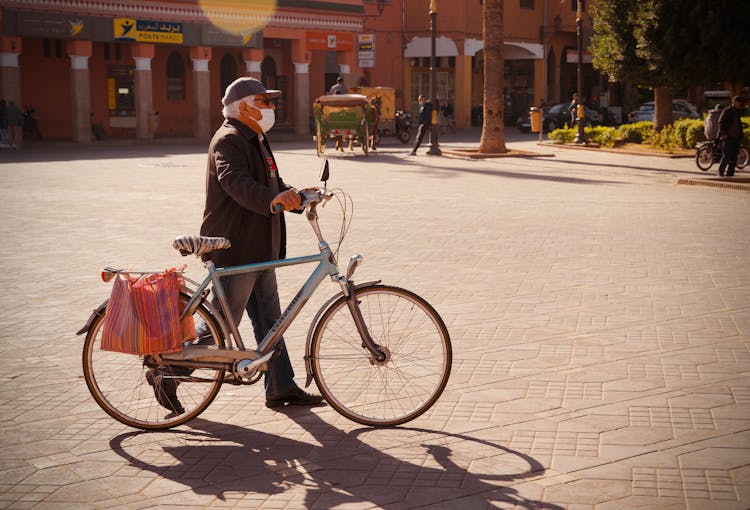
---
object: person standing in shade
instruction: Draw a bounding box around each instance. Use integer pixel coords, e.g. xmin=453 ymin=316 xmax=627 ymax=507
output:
xmin=409 ymin=95 xmax=432 ymax=156
xmin=717 ymin=96 xmax=746 ymax=177
xmin=6 ymin=101 xmax=23 ymax=149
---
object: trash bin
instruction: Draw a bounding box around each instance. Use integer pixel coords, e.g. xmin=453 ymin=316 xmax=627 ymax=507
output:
xmin=529 ymin=107 xmax=542 ymax=133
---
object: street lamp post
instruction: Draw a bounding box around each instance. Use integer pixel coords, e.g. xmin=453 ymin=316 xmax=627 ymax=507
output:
xmin=573 ymin=0 xmax=587 ymax=144
xmin=426 ymin=0 xmax=442 ymax=156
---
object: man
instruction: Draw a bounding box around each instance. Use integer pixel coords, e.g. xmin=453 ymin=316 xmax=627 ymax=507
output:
xmin=153 ymin=77 xmax=323 ymax=413
xmin=329 ymin=76 xmax=348 ymax=95
xmin=569 ymin=93 xmax=579 ymax=127
xmin=717 ymin=96 xmax=746 ymax=177
xmin=409 ymin=95 xmax=432 ymax=156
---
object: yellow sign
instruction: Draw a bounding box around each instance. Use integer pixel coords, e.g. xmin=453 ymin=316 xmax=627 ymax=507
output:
xmin=114 ymin=18 xmax=183 ymax=44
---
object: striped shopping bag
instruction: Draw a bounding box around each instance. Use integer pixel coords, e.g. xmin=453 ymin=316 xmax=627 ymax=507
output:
xmin=101 ymin=268 xmax=195 ymax=355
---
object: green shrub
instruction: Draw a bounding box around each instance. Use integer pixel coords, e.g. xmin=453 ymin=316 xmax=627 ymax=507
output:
xmin=548 ymin=127 xmax=575 ymax=144
xmin=673 ymin=118 xmax=705 ymax=148
xmin=647 ymin=124 xmax=678 ymax=150
xmin=616 ymin=121 xmax=654 ymax=143
xmin=585 ymin=125 xmax=619 ymax=147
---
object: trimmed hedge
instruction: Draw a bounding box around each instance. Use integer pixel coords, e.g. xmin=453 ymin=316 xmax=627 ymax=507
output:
xmin=547 ymin=116 xmax=750 ymax=149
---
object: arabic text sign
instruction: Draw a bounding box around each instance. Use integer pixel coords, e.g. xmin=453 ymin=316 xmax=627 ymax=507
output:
xmin=114 ymin=18 xmax=183 ymax=44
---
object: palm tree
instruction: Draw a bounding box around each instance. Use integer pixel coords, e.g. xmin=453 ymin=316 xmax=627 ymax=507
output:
xmin=478 ymin=0 xmax=507 ymax=153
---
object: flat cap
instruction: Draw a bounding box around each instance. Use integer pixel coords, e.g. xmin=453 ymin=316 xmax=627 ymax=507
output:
xmin=222 ymin=77 xmax=281 ymax=106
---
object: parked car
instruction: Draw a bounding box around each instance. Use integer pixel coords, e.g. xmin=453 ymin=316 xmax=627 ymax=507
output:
xmin=516 ymin=102 xmax=603 ymax=132
xmin=627 ymin=100 xmax=700 ymax=123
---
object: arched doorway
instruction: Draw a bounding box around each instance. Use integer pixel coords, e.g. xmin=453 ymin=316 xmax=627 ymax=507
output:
xmin=261 ymin=56 xmax=287 ymax=124
xmin=220 ymin=53 xmax=238 ymax=99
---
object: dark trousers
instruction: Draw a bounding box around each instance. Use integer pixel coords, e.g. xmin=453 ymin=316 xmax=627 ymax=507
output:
xmin=413 ymin=123 xmax=429 ymax=152
xmin=718 ymin=137 xmax=741 ymax=176
xmin=212 ymin=269 xmax=297 ymax=398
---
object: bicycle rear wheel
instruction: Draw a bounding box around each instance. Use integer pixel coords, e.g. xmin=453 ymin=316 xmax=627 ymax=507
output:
xmin=310 ymin=285 xmax=451 ymax=427
xmin=82 ymin=294 xmax=225 ymax=430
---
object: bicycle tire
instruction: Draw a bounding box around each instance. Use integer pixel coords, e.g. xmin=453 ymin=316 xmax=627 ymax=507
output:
xmin=737 ymin=147 xmax=749 ymax=169
xmin=310 ymin=285 xmax=451 ymax=427
xmin=695 ymin=145 xmax=713 ymax=171
xmin=82 ymin=293 xmax=225 ymax=430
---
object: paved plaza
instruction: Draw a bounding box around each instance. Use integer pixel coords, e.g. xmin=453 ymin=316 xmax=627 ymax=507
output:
xmin=0 ymin=130 xmax=748 ymax=509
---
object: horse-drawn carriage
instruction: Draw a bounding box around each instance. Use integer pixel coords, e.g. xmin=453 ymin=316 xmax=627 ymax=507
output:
xmin=312 ymin=94 xmax=374 ymax=157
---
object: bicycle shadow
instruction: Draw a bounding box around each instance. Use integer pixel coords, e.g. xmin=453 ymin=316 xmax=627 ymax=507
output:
xmin=110 ymin=409 xmax=564 ymax=509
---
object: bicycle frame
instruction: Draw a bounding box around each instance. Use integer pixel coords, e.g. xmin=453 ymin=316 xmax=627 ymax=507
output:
xmin=162 ymin=196 xmax=382 ymax=379
xmin=183 ymin=247 xmax=339 ymax=354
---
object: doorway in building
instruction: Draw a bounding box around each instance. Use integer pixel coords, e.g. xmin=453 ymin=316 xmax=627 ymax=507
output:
xmin=107 ymin=65 xmax=136 ymax=132
xmin=261 ymin=56 xmax=288 ymax=126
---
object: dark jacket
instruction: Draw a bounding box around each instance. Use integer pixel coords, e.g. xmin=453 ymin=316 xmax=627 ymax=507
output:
xmin=200 ymin=118 xmax=292 ymax=267
xmin=719 ymin=106 xmax=743 ymax=139
xmin=418 ymin=100 xmax=432 ymax=125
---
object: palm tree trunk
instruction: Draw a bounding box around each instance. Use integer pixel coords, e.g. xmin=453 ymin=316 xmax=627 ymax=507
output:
xmin=478 ymin=0 xmax=507 ymax=153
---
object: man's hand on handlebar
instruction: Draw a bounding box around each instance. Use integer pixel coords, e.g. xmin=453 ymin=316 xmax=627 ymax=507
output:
xmin=270 ymin=189 xmax=302 ymax=213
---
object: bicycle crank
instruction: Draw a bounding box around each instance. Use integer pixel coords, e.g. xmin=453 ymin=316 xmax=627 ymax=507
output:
xmin=233 ymin=351 xmax=274 ymax=380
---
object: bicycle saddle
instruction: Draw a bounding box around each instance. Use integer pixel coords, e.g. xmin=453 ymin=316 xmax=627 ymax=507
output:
xmin=173 ymin=235 xmax=231 ymax=257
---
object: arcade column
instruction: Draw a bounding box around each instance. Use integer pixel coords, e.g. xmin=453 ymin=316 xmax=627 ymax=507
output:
xmin=67 ymin=40 xmax=92 ymax=143
xmin=190 ymin=46 xmax=212 ymax=140
xmin=242 ymin=47 xmax=264 ymax=80
xmin=293 ymin=62 xmax=310 ymax=136
xmin=131 ymin=43 xmax=155 ymax=142
xmin=0 ymin=37 xmax=22 ymax=105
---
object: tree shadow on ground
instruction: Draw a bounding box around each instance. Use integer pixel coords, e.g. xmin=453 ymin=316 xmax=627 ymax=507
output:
xmin=110 ymin=409 xmax=565 ymax=509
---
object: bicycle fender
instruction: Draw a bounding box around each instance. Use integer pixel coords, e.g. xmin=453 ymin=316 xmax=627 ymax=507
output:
xmin=303 ymin=280 xmax=380 ymax=388
xmin=76 ymin=299 xmax=109 ymax=335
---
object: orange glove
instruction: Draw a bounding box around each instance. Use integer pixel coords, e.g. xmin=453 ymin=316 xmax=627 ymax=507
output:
xmin=270 ymin=189 xmax=302 ymax=213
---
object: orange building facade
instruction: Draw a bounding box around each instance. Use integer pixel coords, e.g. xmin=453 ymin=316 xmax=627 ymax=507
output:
xmin=0 ymin=0 xmax=602 ymax=142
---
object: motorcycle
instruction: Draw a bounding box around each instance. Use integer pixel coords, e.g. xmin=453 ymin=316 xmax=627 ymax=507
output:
xmin=395 ymin=109 xmax=413 ymax=144
xmin=695 ymin=139 xmax=749 ymax=171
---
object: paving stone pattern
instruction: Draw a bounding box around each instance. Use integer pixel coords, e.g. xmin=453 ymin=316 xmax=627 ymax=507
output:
xmin=0 ymin=132 xmax=748 ymax=509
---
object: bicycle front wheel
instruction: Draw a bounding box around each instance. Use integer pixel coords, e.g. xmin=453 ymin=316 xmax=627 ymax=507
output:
xmin=310 ymin=285 xmax=451 ymax=427
xmin=82 ymin=294 xmax=225 ymax=430
xmin=695 ymin=145 xmax=713 ymax=171
xmin=737 ymin=146 xmax=749 ymax=169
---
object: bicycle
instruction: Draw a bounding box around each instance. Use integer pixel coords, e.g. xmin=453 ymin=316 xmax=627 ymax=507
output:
xmin=79 ymin=162 xmax=452 ymax=430
xmin=695 ymin=139 xmax=749 ymax=171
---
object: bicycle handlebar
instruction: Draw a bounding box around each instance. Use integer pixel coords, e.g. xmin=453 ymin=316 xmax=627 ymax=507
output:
xmin=271 ymin=188 xmax=330 ymax=215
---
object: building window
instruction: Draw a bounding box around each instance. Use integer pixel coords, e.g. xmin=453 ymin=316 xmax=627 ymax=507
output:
xmin=521 ymin=0 xmax=534 ymax=9
xmin=43 ymin=39 xmax=63 ymax=58
xmin=166 ymin=51 xmax=185 ymax=101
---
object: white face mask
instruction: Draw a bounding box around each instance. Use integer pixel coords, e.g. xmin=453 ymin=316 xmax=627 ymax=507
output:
xmin=254 ymin=106 xmax=275 ymax=133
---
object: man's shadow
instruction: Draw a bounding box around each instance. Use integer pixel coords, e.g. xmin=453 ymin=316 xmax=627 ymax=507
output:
xmin=110 ymin=408 xmax=564 ymax=509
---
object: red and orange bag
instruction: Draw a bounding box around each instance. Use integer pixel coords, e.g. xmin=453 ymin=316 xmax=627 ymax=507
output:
xmin=101 ymin=268 xmax=195 ymax=355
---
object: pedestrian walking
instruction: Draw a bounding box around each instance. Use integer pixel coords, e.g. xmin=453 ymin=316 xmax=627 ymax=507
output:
xmin=569 ymin=93 xmax=579 ymax=127
xmin=717 ymin=95 xmax=746 ymax=177
xmin=409 ymin=95 xmax=432 ymax=156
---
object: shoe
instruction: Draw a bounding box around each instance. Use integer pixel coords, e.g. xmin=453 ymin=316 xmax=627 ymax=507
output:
xmin=145 ymin=367 xmax=186 ymax=415
xmin=266 ymin=387 xmax=325 ymax=408
xmin=409 ymin=150 xmax=416 ymax=156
